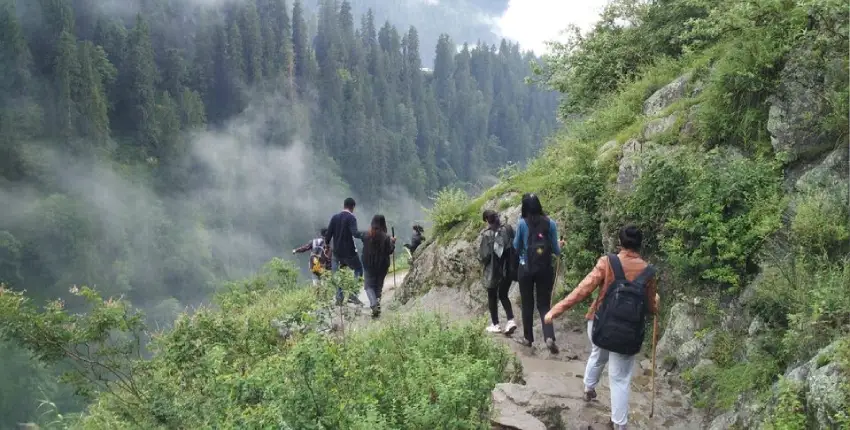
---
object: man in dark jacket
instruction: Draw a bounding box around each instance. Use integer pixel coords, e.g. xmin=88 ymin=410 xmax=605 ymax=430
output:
xmin=403 ymin=224 xmax=425 ymax=256
xmin=324 ymin=197 xmax=365 ymax=305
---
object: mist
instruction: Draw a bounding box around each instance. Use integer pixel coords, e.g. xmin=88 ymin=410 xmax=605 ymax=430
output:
xmin=0 ymin=89 xmax=426 ymax=314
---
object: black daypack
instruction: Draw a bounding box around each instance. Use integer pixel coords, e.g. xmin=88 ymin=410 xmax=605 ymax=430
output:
xmin=591 ymin=254 xmax=656 ymax=356
xmin=525 ymin=217 xmax=553 ymax=276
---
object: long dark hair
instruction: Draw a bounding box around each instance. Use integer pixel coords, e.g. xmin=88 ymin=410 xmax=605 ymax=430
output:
xmin=521 ymin=193 xmax=546 ymax=227
xmin=364 ymin=214 xmax=391 ymax=268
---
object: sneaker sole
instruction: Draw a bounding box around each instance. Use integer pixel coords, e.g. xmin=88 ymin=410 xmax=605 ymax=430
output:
xmin=503 ymin=326 xmax=517 ymax=336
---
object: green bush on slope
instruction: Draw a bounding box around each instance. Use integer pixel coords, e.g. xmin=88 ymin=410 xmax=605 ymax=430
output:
xmin=1 ymin=259 xmax=516 ymax=429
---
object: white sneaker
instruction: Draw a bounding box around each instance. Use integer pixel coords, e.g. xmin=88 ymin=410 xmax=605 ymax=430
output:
xmin=504 ymin=320 xmax=517 ymax=335
xmin=486 ymin=324 xmax=502 ymax=333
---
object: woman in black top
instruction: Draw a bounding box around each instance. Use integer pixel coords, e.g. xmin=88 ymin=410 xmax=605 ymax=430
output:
xmin=360 ymin=214 xmax=396 ymax=318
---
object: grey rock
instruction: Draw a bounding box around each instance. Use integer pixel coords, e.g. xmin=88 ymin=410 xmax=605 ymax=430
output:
xmin=767 ymin=45 xmax=835 ymax=163
xmin=679 ymin=104 xmax=701 ymax=140
xmin=795 ymin=148 xmax=848 ymax=193
xmin=643 ymin=73 xmax=691 ymax=117
xmin=676 ymin=331 xmax=715 ymax=371
xmin=616 ymin=139 xmax=655 ymax=194
xmin=708 ymin=412 xmax=739 ymax=430
xmin=807 ymin=362 xmax=848 ymax=429
xmin=643 ymin=113 xmax=679 ymax=141
xmin=656 ymin=303 xmax=700 ymax=369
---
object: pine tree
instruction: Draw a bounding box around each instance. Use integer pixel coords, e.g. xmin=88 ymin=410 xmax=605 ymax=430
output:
xmin=240 ymin=2 xmax=263 ymax=84
xmin=121 ymin=14 xmax=159 ymax=153
xmin=291 ymin=0 xmax=311 ymax=87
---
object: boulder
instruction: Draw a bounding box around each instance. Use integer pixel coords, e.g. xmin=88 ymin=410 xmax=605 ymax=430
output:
xmin=398 ymin=237 xmax=477 ymax=304
xmin=656 ymin=303 xmax=701 ymax=370
xmin=643 ymin=73 xmax=692 ymax=117
xmin=794 ymin=148 xmax=848 ymax=193
xmin=766 ymin=46 xmax=835 ymax=162
xmin=616 ymin=139 xmax=656 ymax=194
xmin=745 ymin=340 xmax=850 ymax=429
xmin=642 ymin=113 xmax=679 ymax=141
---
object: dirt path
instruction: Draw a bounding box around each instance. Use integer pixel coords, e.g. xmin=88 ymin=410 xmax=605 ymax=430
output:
xmin=350 ymin=273 xmax=699 ymax=429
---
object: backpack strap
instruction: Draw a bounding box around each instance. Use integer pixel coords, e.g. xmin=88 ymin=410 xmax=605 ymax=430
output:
xmin=633 ymin=264 xmax=657 ymax=287
xmin=608 ymin=254 xmax=627 ymax=282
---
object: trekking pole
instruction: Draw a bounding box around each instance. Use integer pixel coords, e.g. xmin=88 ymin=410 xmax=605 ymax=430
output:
xmin=391 ymin=227 xmax=397 ymax=290
xmin=649 ymin=314 xmax=659 ymax=418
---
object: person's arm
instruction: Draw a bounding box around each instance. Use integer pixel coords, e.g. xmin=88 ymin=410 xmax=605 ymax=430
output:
xmin=513 ymin=220 xmax=524 ymax=252
xmin=324 ymin=215 xmax=335 ymax=245
xmin=349 ymin=215 xmax=364 ymax=240
xmin=549 ymin=219 xmax=561 ymax=256
xmin=387 ymin=236 xmax=396 ymax=255
xmin=293 ymin=241 xmax=312 ymax=253
xmin=547 ymin=255 xmax=608 ymax=320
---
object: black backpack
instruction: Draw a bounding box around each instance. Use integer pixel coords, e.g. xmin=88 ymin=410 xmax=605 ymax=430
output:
xmin=525 ymin=217 xmax=553 ymax=276
xmin=591 ymin=254 xmax=656 ymax=356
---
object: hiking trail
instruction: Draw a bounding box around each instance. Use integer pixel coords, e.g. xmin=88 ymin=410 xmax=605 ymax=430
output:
xmin=347 ymin=269 xmax=701 ymax=429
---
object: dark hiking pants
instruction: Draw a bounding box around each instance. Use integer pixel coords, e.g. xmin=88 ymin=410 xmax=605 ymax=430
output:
xmin=364 ymin=269 xmax=387 ymax=309
xmin=518 ymin=266 xmax=556 ymax=343
xmin=488 ymin=277 xmax=514 ymax=325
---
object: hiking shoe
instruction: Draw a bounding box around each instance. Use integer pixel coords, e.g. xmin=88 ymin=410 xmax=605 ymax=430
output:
xmin=514 ymin=338 xmax=532 ymax=347
xmin=583 ymin=388 xmax=597 ymax=402
xmin=486 ymin=324 xmax=502 ymax=333
xmin=545 ymin=338 xmax=559 ymax=354
xmin=503 ymin=320 xmax=517 ymax=336
xmin=371 ymin=306 xmax=381 ymax=319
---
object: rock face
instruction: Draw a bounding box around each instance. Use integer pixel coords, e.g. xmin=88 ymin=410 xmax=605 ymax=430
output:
xmin=400 ymin=197 xmax=522 ymax=306
xmin=643 ymin=73 xmax=691 ymax=117
xmin=766 ymin=46 xmax=836 ymax=162
xmin=642 ymin=113 xmax=679 ymax=140
xmin=655 ymin=303 xmax=702 ymax=371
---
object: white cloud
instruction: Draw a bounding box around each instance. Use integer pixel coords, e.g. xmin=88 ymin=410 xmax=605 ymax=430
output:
xmin=497 ymin=0 xmax=609 ymax=54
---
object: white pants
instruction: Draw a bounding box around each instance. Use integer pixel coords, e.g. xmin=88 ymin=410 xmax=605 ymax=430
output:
xmin=584 ymin=320 xmax=636 ymax=426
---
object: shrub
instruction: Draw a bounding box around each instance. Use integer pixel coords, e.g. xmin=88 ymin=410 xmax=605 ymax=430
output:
xmin=426 ymin=187 xmax=470 ymax=235
xmin=617 ymin=147 xmax=784 ymax=290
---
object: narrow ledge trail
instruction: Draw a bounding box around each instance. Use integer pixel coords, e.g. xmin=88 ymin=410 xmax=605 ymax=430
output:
xmin=346 ymin=269 xmax=701 ymax=430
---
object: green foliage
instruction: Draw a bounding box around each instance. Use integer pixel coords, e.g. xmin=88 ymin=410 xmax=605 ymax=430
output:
xmin=617 ymin=147 xmax=784 ymax=289
xmin=3 ymin=259 xmax=514 ymax=428
xmin=761 ymin=378 xmax=807 ymax=430
xmin=791 ymin=182 xmax=850 ymax=257
xmin=747 ymin=258 xmax=850 ymax=366
xmin=684 ymin=354 xmax=780 ymax=412
xmin=0 ymin=284 xmax=147 ymax=408
xmin=427 ymin=187 xmax=471 ymax=235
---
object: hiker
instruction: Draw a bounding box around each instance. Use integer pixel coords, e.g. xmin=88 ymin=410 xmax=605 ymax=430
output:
xmin=360 ymin=214 xmax=396 ymax=318
xmin=403 ymin=224 xmax=425 ymax=256
xmin=513 ymin=193 xmax=562 ymax=353
xmin=324 ymin=197 xmax=365 ymax=306
xmin=478 ymin=210 xmax=518 ymax=335
xmin=292 ymin=228 xmax=332 ymax=286
xmin=544 ymin=225 xmax=660 ymax=430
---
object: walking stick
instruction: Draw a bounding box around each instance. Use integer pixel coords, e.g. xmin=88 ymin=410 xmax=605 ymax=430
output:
xmin=650 ymin=314 xmax=658 ymax=418
xmin=391 ymin=227 xmax=397 ymax=290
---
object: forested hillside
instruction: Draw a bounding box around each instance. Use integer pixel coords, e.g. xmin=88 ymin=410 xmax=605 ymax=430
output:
xmin=0 ymin=0 xmax=556 ymax=425
xmin=0 ymin=0 xmax=556 ymax=304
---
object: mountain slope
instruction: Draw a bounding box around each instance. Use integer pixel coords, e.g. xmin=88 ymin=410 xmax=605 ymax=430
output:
xmin=404 ymin=0 xmax=849 ymax=427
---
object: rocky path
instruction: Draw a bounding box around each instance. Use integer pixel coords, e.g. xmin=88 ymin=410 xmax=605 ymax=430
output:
xmin=348 ymin=272 xmax=700 ymax=429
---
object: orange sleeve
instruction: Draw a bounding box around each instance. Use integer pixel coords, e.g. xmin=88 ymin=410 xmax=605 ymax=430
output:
xmin=549 ymin=256 xmax=607 ymax=319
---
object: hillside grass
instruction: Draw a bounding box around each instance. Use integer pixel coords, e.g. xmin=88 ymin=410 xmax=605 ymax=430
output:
xmin=427 ymin=0 xmax=849 ymax=424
